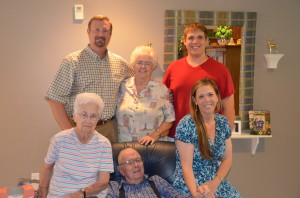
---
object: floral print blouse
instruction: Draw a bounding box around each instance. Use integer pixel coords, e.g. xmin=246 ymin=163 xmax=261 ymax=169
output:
xmin=116 ymin=77 xmax=175 ymax=142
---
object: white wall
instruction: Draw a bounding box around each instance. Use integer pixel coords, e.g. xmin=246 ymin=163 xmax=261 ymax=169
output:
xmin=1 ymin=0 xmax=299 ymax=197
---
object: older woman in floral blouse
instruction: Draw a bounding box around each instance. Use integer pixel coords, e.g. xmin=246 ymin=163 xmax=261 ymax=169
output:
xmin=116 ymin=45 xmax=175 ymax=145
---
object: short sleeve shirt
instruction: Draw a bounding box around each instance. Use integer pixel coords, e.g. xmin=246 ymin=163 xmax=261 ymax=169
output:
xmin=45 ymin=129 xmax=114 ymax=197
xmin=116 ymin=77 xmax=175 ymax=142
xmin=45 ymin=46 xmax=134 ymax=120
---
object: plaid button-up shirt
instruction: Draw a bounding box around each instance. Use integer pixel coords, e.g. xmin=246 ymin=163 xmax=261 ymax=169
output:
xmin=46 ymin=45 xmax=134 ymax=120
xmin=107 ymin=175 xmax=190 ymax=198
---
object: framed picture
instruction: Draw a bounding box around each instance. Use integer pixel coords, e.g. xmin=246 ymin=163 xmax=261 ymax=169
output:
xmin=249 ymin=110 xmax=271 ymax=135
xmin=232 ymin=120 xmax=241 ymax=135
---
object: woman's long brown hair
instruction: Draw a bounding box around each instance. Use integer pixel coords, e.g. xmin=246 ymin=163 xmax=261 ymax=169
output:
xmin=189 ymin=78 xmax=222 ymax=159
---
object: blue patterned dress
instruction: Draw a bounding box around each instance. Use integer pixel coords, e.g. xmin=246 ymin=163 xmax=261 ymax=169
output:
xmin=173 ymin=114 xmax=241 ymax=198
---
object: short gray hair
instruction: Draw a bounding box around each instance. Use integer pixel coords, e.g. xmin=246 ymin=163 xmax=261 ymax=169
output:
xmin=129 ymin=45 xmax=158 ymax=70
xmin=73 ymin=93 xmax=104 ymax=115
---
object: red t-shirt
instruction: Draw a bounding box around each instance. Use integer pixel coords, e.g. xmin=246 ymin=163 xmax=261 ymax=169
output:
xmin=163 ymin=57 xmax=235 ymax=138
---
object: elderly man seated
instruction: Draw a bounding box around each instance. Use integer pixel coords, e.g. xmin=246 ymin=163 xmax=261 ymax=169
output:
xmin=39 ymin=93 xmax=114 ymax=198
xmin=107 ymin=148 xmax=192 ymax=198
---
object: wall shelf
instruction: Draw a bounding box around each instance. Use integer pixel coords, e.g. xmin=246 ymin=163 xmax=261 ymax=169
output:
xmin=264 ymin=54 xmax=284 ymax=69
xmin=232 ymin=132 xmax=272 ymax=155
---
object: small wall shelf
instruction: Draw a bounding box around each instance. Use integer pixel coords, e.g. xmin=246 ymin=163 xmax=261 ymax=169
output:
xmin=232 ymin=132 xmax=272 ymax=155
xmin=264 ymin=54 xmax=284 ymax=69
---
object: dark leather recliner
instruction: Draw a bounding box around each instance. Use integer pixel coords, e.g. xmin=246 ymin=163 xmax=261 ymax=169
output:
xmin=110 ymin=141 xmax=176 ymax=184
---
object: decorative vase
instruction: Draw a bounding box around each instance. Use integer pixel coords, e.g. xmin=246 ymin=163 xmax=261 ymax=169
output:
xmin=217 ymin=37 xmax=229 ymax=45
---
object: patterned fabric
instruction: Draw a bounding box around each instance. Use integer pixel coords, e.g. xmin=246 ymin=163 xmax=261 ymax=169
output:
xmin=45 ymin=129 xmax=114 ymax=198
xmin=163 ymin=57 xmax=235 ymax=138
xmin=116 ymin=77 xmax=175 ymax=142
xmin=173 ymin=114 xmax=241 ymax=198
xmin=45 ymin=45 xmax=134 ymax=120
xmin=107 ymin=175 xmax=189 ymax=198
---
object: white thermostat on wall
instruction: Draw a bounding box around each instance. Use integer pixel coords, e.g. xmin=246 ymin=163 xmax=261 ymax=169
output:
xmin=74 ymin=4 xmax=84 ymax=20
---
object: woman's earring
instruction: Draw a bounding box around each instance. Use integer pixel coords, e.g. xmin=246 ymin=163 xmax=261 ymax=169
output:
xmin=195 ymin=104 xmax=198 ymax=112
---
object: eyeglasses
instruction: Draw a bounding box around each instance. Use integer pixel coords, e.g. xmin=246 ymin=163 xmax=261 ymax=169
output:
xmin=119 ymin=158 xmax=143 ymax=166
xmin=136 ymin=61 xmax=152 ymax=67
xmin=79 ymin=111 xmax=99 ymax=122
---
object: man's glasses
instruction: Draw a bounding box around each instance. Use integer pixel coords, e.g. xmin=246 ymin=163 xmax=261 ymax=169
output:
xmin=136 ymin=61 xmax=152 ymax=67
xmin=79 ymin=111 xmax=99 ymax=122
xmin=119 ymin=158 xmax=143 ymax=166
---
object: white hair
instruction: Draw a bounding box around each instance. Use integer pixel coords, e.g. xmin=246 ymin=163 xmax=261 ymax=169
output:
xmin=73 ymin=93 xmax=104 ymax=115
xmin=129 ymin=45 xmax=158 ymax=70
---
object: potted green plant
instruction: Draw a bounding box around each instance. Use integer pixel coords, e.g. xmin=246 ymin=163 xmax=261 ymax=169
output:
xmin=215 ymin=26 xmax=232 ymax=45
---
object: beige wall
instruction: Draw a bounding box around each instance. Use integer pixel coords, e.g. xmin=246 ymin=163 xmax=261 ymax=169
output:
xmin=1 ymin=0 xmax=299 ymax=197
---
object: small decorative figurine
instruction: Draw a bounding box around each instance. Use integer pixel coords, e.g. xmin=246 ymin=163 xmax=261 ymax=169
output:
xmin=267 ymin=39 xmax=278 ymax=54
xmin=227 ymin=37 xmax=235 ymax=45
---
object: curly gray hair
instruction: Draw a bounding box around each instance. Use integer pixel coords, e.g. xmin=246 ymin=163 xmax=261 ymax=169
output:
xmin=73 ymin=93 xmax=104 ymax=115
xmin=129 ymin=45 xmax=158 ymax=70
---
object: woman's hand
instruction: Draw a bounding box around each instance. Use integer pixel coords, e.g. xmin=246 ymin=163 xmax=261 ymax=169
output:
xmin=201 ymin=179 xmax=220 ymax=196
xmin=195 ymin=184 xmax=215 ymax=198
xmin=139 ymin=130 xmax=161 ymax=145
xmin=37 ymin=187 xmax=48 ymax=198
xmin=63 ymin=190 xmax=83 ymax=198
xmin=139 ymin=134 xmax=157 ymax=145
xmin=190 ymin=184 xmax=215 ymax=198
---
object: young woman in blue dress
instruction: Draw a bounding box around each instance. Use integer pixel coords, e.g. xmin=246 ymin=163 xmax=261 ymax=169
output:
xmin=173 ymin=78 xmax=241 ymax=198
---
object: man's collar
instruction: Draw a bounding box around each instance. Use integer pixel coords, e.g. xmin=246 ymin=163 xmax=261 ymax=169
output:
xmin=86 ymin=45 xmax=109 ymax=60
xmin=119 ymin=175 xmax=149 ymax=188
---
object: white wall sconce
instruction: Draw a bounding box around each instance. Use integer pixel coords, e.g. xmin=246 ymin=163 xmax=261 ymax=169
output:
xmin=264 ymin=39 xmax=284 ymax=69
xmin=264 ymin=54 xmax=284 ymax=69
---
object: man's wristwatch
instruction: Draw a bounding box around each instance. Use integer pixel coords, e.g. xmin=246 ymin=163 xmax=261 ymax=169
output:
xmin=80 ymin=188 xmax=86 ymax=198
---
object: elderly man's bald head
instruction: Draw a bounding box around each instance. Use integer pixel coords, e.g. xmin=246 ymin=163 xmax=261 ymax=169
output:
xmin=118 ymin=148 xmax=141 ymax=164
xmin=117 ymin=148 xmax=144 ymax=184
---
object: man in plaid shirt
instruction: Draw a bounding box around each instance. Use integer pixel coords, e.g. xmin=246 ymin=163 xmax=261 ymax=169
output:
xmin=45 ymin=15 xmax=133 ymax=143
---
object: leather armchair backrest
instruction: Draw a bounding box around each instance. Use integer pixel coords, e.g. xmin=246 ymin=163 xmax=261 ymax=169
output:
xmin=110 ymin=141 xmax=176 ymax=184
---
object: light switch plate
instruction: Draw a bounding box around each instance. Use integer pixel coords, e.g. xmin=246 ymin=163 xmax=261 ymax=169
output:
xmin=31 ymin=173 xmax=39 ymax=180
xmin=74 ymin=4 xmax=84 ymax=20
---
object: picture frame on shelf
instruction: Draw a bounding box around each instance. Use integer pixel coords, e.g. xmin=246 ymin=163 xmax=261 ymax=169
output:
xmin=249 ymin=110 xmax=271 ymax=135
xmin=232 ymin=120 xmax=241 ymax=135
